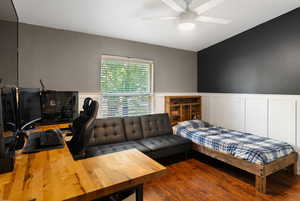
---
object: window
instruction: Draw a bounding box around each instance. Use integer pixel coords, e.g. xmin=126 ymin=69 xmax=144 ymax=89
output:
xmin=100 ymin=55 xmax=153 ymax=118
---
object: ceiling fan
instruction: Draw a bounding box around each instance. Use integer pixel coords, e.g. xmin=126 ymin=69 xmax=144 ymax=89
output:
xmin=143 ymin=0 xmax=231 ymax=31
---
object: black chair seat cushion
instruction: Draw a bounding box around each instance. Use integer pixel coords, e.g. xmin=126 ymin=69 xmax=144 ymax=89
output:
xmin=137 ymin=135 xmax=191 ymax=150
xmin=85 ymin=141 xmax=151 ymax=157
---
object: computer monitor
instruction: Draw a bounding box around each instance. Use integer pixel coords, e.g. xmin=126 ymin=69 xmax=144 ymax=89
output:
xmin=0 ymin=88 xmax=17 ymax=173
xmin=18 ymin=88 xmax=42 ymax=130
xmin=0 ymin=0 xmax=19 ymax=173
xmin=1 ymin=87 xmax=18 ymax=131
xmin=0 ymin=90 xmax=4 ymax=157
xmin=41 ymin=91 xmax=78 ymax=124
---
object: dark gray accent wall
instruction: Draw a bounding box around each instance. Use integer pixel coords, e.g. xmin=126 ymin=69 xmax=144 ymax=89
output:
xmin=19 ymin=23 xmax=197 ymax=92
xmin=198 ymin=8 xmax=300 ymax=94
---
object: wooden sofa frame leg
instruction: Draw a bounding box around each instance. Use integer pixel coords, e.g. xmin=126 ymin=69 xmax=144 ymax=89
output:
xmin=255 ymin=175 xmax=266 ymax=193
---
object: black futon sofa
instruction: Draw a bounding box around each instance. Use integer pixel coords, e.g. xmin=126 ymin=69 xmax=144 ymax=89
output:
xmin=83 ymin=113 xmax=191 ymax=159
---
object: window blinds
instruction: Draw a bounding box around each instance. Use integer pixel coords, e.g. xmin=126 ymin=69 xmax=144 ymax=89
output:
xmin=100 ymin=55 xmax=153 ymax=118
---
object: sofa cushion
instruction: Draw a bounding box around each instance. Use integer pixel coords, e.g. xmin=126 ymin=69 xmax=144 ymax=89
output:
xmin=123 ymin=116 xmax=143 ymax=140
xmin=149 ymin=143 xmax=192 ymax=159
xmin=137 ymin=135 xmax=191 ymax=150
xmin=140 ymin=113 xmax=173 ymax=138
xmin=85 ymin=141 xmax=150 ymax=157
xmin=88 ymin=117 xmax=126 ymax=146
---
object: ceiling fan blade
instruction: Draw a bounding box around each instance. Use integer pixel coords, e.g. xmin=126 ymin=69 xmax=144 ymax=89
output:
xmin=192 ymin=0 xmax=225 ymax=15
xmin=196 ymin=16 xmax=231 ymax=24
xmin=142 ymin=16 xmax=179 ymax=21
xmin=161 ymin=0 xmax=186 ymax=12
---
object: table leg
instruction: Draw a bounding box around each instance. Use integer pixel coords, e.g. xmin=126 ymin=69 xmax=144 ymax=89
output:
xmin=136 ymin=184 xmax=144 ymax=201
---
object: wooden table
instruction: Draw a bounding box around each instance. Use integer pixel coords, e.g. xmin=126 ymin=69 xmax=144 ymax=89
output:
xmin=3 ymin=123 xmax=72 ymax=138
xmin=0 ymin=146 xmax=166 ymax=201
xmin=36 ymin=123 xmax=72 ymax=132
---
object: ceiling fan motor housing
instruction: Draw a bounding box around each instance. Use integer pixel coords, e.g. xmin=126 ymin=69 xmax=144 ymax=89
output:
xmin=179 ymin=10 xmax=198 ymax=23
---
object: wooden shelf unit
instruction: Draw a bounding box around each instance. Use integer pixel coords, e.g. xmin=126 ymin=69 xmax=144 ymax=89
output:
xmin=165 ymin=96 xmax=201 ymax=125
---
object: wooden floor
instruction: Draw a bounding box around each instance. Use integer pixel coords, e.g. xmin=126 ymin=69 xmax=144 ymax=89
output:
xmin=144 ymin=155 xmax=300 ymax=201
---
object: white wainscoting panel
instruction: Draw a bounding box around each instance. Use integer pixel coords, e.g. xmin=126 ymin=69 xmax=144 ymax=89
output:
xmin=296 ymin=100 xmax=300 ymax=174
xmin=268 ymin=98 xmax=296 ymax=146
xmin=297 ymin=100 xmax=300 ymax=150
xmin=78 ymin=92 xmax=101 ymax=118
xmin=245 ymin=98 xmax=268 ymax=137
xmin=153 ymin=95 xmax=165 ymax=114
xmin=201 ymin=96 xmax=210 ymax=122
xmin=209 ymin=96 xmax=245 ymax=132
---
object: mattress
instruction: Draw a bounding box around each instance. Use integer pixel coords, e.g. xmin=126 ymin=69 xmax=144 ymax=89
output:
xmin=173 ymin=124 xmax=294 ymax=165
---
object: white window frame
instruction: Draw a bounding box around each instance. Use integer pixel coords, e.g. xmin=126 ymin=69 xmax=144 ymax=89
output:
xmin=100 ymin=55 xmax=154 ymax=117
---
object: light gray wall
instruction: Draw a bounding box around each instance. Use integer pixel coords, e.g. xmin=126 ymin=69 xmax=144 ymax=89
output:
xmin=19 ymin=23 xmax=197 ymax=92
xmin=0 ymin=20 xmax=18 ymax=86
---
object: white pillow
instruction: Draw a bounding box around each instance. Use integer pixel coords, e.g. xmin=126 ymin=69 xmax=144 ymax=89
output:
xmin=178 ymin=120 xmax=207 ymax=129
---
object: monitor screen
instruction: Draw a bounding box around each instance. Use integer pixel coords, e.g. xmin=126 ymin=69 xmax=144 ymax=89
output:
xmin=41 ymin=91 xmax=78 ymax=124
xmin=1 ymin=87 xmax=18 ymax=131
xmin=19 ymin=88 xmax=42 ymax=128
xmin=0 ymin=90 xmax=4 ymax=155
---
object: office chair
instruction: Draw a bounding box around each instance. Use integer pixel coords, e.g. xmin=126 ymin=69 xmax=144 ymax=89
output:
xmin=68 ymin=98 xmax=99 ymax=159
xmin=82 ymin=97 xmax=93 ymax=113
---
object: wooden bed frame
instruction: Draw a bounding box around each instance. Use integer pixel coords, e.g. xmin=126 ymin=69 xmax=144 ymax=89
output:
xmin=192 ymin=143 xmax=298 ymax=193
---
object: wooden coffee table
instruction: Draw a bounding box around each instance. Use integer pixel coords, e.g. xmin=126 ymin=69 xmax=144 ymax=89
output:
xmin=0 ymin=146 xmax=166 ymax=201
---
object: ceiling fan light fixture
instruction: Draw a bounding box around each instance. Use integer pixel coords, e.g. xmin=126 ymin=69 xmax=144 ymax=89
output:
xmin=178 ymin=22 xmax=195 ymax=31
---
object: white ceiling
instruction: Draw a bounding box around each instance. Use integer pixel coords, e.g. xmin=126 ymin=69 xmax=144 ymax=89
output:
xmin=13 ymin=0 xmax=300 ymax=51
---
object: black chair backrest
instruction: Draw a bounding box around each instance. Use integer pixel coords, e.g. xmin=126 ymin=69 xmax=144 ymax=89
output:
xmin=82 ymin=97 xmax=93 ymax=113
xmin=69 ymin=98 xmax=99 ymax=157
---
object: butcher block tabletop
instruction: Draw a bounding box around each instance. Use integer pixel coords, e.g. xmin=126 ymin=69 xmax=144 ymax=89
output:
xmin=0 ymin=146 xmax=166 ymax=201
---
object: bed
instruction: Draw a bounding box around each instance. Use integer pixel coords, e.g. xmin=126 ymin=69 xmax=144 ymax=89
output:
xmin=173 ymin=120 xmax=298 ymax=193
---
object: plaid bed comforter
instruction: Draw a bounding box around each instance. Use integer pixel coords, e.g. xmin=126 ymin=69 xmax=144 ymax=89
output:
xmin=173 ymin=125 xmax=294 ymax=165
